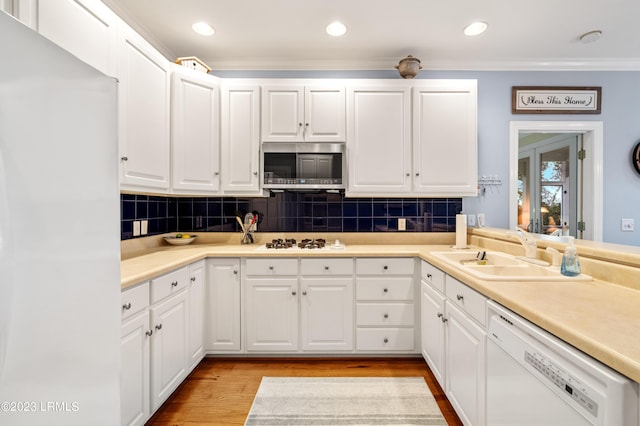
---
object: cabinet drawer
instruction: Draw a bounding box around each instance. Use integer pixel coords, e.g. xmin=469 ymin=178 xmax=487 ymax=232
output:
xmin=445 ymin=275 xmax=487 ymax=326
xmin=300 ymin=258 xmax=353 ymax=276
xmin=245 ymin=258 xmax=298 ymax=276
xmin=356 ymin=277 xmax=414 ymax=301
xmin=421 ymin=261 xmax=445 ymax=293
xmin=150 ymin=266 xmax=189 ymax=304
xmin=356 ymin=328 xmax=415 ymax=351
xmin=121 ymin=281 xmax=149 ymax=320
xmin=356 ymin=258 xmax=414 ymax=275
xmin=356 ymin=303 xmax=414 ymax=326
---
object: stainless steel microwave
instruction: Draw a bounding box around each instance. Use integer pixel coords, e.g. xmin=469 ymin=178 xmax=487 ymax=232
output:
xmin=261 ymin=143 xmax=345 ymax=190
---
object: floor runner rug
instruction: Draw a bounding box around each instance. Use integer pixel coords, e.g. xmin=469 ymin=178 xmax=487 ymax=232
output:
xmin=244 ymin=377 xmax=447 ymax=425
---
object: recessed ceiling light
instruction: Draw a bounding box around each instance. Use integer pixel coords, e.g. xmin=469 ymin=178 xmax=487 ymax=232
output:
xmin=464 ymin=21 xmax=488 ymax=36
xmin=326 ymin=21 xmax=347 ymax=37
xmin=192 ymin=22 xmax=215 ymax=36
xmin=580 ymin=30 xmax=602 ymax=44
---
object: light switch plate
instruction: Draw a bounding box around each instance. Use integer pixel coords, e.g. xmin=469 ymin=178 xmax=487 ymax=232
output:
xmin=398 ymin=218 xmax=406 ymax=231
xmin=467 ymin=214 xmax=477 ymax=227
xmin=621 ymin=218 xmax=634 ymax=232
xmin=141 ymin=220 xmax=148 ymax=235
xmin=133 ymin=220 xmax=141 ymax=236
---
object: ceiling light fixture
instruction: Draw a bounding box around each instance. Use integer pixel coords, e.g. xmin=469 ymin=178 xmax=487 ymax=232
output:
xmin=326 ymin=21 xmax=347 ymax=37
xmin=464 ymin=21 xmax=488 ymax=36
xmin=192 ymin=22 xmax=215 ymax=36
xmin=579 ymin=30 xmax=602 ymax=44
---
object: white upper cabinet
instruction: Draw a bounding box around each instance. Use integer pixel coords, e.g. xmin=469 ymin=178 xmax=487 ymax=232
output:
xmin=117 ymin=26 xmax=171 ymax=192
xmin=171 ymin=66 xmax=220 ymax=194
xmin=261 ymin=85 xmax=345 ymax=142
xmin=220 ymin=84 xmax=262 ymax=194
xmin=413 ymin=80 xmax=478 ymax=196
xmin=346 ymin=85 xmax=412 ymax=196
xmin=26 ymin=0 xmax=118 ymax=76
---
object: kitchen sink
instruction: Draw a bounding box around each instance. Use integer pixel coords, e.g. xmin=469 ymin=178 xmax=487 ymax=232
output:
xmin=430 ymin=250 xmax=592 ymax=281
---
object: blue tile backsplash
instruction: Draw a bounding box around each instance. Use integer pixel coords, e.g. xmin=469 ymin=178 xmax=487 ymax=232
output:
xmin=120 ymin=193 xmax=462 ymax=240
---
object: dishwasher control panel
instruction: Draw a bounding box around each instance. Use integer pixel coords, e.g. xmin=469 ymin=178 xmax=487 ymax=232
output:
xmin=525 ymin=350 xmax=598 ymax=417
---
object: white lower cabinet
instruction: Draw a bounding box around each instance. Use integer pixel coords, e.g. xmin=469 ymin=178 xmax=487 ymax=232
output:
xmin=120 ymin=261 xmax=204 ymax=425
xmin=300 ymin=258 xmax=354 ymax=351
xmin=120 ymin=282 xmax=150 ymax=426
xmin=420 ymin=260 xmax=487 ymax=426
xmin=355 ymin=258 xmax=418 ymax=352
xmin=244 ymin=257 xmax=355 ymax=353
xmin=205 ymin=258 xmax=241 ymax=352
xmin=187 ymin=260 xmax=205 ymax=370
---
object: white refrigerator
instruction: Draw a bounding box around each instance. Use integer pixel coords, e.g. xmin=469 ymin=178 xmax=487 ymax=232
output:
xmin=0 ymin=11 xmax=121 ymax=426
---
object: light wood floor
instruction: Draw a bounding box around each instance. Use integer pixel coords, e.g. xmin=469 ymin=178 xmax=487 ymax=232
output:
xmin=146 ymin=357 xmax=463 ymax=425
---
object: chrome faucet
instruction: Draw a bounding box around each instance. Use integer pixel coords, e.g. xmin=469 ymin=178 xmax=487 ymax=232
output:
xmin=508 ymin=229 xmax=537 ymax=259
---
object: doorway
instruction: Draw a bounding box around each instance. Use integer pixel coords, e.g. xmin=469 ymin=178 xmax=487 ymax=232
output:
xmin=518 ymin=133 xmax=580 ymax=237
xmin=509 ymin=121 xmax=603 ymax=242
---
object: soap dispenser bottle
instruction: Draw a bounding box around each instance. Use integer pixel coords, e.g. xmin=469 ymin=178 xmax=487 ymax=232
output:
xmin=561 ymin=236 xmax=581 ymax=276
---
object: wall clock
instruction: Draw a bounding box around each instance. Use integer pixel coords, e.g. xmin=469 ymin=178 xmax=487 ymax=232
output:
xmin=634 ymin=142 xmax=640 ymax=176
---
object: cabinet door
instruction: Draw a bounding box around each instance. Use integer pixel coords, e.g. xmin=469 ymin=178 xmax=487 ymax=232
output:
xmin=301 ymin=278 xmax=353 ymax=351
xmin=205 ymin=259 xmax=241 ymax=351
xmin=171 ymin=68 xmax=220 ymax=193
xmin=420 ymin=280 xmax=446 ymax=388
xmin=187 ymin=261 xmax=205 ymax=370
xmin=245 ymin=278 xmax=298 ymax=351
xmin=149 ymin=290 xmax=188 ymax=410
xmin=446 ymin=302 xmax=486 ymax=426
xmin=118 ymin=27 xmax=171 ymax=192
xmin=413 ymin=81 xmax=478 ymax=196
xmin=261 ymin=85 xmax=304 ymax=142
xmin=304 ymin=86 xmax=346 ymax=142
xmin=346 ymin=86 xmax=412 ymax=195
xmin=121 ymin=311 xmax=150 ymax=426
xmin=35 ymin=0 xmax=117 ymax=76
xmin=220 ymin=85 xmax=261 ymax=193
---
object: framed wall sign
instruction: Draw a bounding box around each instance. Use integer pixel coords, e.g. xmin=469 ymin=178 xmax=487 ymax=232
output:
xmin=512 ymin=86 xmax=601 ymax=114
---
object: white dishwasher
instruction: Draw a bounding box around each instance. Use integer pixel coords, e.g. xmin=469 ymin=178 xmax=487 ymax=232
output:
xmin=486 ymin=301 xmax=638 ymax=426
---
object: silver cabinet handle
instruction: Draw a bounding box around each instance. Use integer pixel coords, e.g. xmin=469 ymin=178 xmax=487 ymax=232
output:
xmin=122 ymin=302 xmax=131 ymax=310
xmin=383 ymin=338 xmax=389 ymax=343
xmin=190 ymin=276 xmax=196 ymax=282
xmin=145 ymin=329 xmax=153 ymax=337
xmin=456 ymin=294 xmax=464 ymax=301
xmin=155 ymin=324 xmax=162 ymax=330
xmin=171 ymin=281 xmax=178 ymax=287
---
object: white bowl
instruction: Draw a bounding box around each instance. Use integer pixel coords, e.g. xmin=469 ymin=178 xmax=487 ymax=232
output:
xmin=163 ymin=235 xmax=197 ymax=246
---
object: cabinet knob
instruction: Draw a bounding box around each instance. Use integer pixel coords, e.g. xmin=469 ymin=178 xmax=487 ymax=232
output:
xmin=121 ymin=156 xmax=128 ymax=161
xmin=145 ymin=329 xmax=153 ymax=337
xmin=298 ymin=122 xmax=303 ymax=127
xmin=191 ymin=277 xmax=196 ymax=282
xmin=324 ymin=266 xmax=329 ymax=270
xmin=171 ymin=281 xmax=178 ymax=287
xmin=415 ymin=172 xmax=420 ymax=177
xmin=302 ymin=291 xmax=307 ymax=296
xmin=383 ymin=288 xmax=388 ymax=293
xmin=122 ymin=302 xmax=132 ymax=310
xmin=383 ymin=313 xmax=389 ymax=319
xmin=406 ymin=173 xmax=410 ymax=177
xmin=441 ymin=316 xmax=448 ymax=323
xmin=233 ymin=270 xmax=238 ymax=275
xmin=269 ymin=266 xmax=274 ymax=270
xmin=155 ymin=324 xmax=162 ymax=330
xmin=305 ymin=122 xmax=309 ymax=127
xmin=214 ymin=171 xmax=220 ymax=176
xmin=383 ymin=265 xmax=388 ymax=270
xmin=427 ymin=273 xmax=432 ymax=279
xmin=456 ymin=294 xmax=464 ymax=301
xmin=292 ymin=291 xmax=297 ymax=296
xmin=253 ymin=171 xmax=258 ymax=176
xmin=383 ymin=338 xmax=389 ymax=343
xmin=437 ymin=312 xmax=443 ymax=318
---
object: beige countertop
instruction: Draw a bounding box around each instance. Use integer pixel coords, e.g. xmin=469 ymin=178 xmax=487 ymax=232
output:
xmin=120 ymin=231 xmax=640 ymax=384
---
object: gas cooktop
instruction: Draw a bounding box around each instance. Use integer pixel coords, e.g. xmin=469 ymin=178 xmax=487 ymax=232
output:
xmin=255 ymin=238 xmax=345 ymax=251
